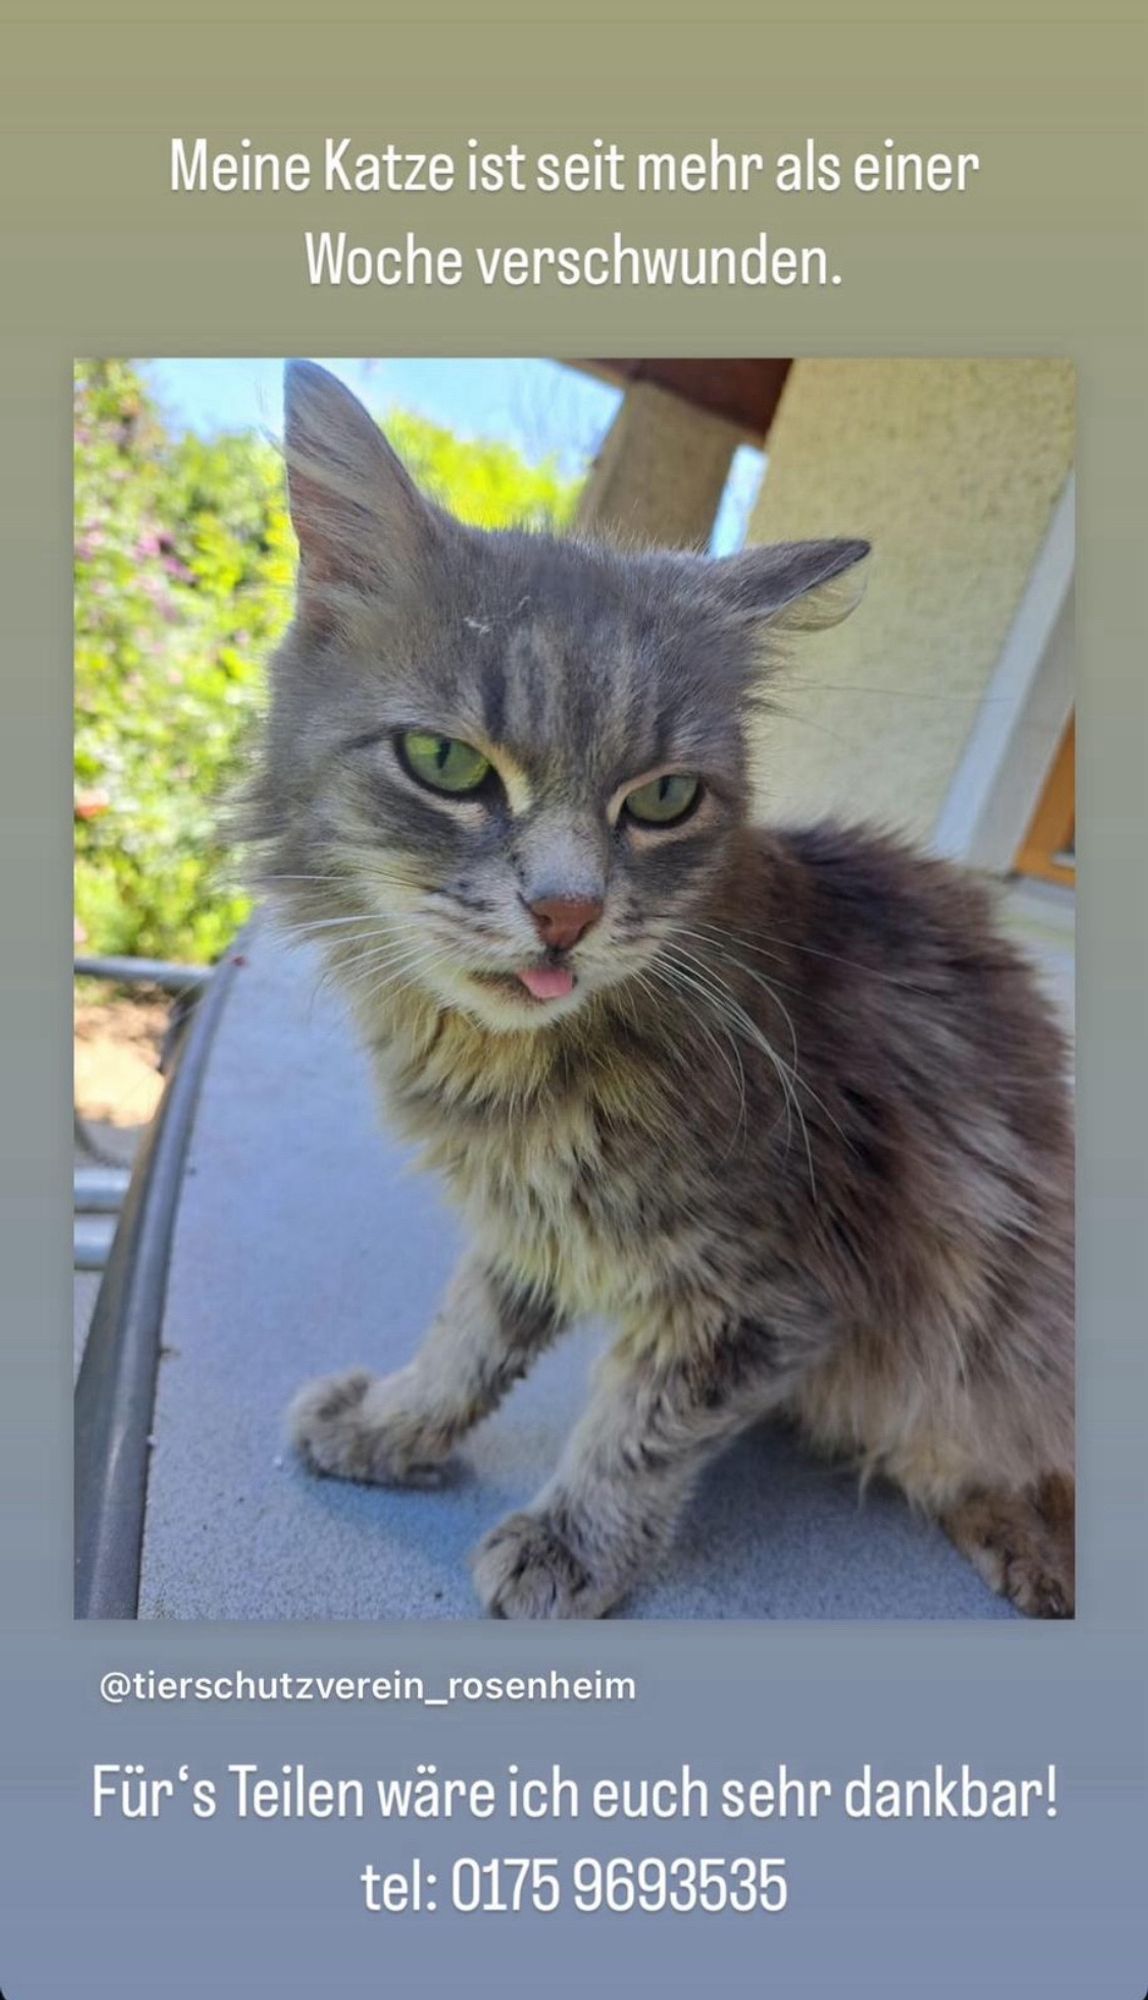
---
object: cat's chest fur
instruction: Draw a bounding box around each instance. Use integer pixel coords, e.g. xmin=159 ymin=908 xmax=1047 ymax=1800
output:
xmin=366 ymin=998 xmax=707 ymax=1319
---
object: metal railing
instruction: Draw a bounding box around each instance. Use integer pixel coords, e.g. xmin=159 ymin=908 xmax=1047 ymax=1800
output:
xmin=74 ymin=954 xmax=212 ymax=1271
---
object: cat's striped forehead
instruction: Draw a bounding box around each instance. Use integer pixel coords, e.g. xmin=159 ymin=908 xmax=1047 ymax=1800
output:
xmin=414 ymin=532 xmax=750 ymax=797
xmin=278 ymin=360 xmax=869 ymax=806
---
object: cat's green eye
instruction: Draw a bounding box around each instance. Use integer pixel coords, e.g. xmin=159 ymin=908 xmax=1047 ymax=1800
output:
xmin=624 ymin=773 xmax=701 ymax=826
xmin=399 ymin=730 xmax=492 ymax=795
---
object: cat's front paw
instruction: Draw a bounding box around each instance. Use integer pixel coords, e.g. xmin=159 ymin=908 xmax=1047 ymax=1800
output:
xmin=472 ymin=1509 xmax=622 ymax=1619
xmin=289 ymin=1368 xmax=453 ymax=1488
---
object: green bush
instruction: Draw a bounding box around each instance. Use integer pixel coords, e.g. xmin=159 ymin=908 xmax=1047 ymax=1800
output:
xmin=74 ymin=361 xmax=582 ymax=964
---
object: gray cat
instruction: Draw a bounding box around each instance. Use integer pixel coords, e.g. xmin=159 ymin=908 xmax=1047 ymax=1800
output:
xmin=249 ymin=360 xmax=1074 ymax=1620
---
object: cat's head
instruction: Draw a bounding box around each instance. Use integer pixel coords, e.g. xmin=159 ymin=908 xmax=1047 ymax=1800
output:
xmin=255 ymin=360 xmax=868 ymax=1033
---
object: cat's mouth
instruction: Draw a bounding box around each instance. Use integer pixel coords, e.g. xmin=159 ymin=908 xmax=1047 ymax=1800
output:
xmin=472 ymin=964 xmax=578 ymax=1005
xmin=515 ymin=964 xmax=577 ymax=1001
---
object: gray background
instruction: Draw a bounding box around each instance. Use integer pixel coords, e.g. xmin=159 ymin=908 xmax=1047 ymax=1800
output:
xmin=3 ymin=2 xmax=1146 ymax=1992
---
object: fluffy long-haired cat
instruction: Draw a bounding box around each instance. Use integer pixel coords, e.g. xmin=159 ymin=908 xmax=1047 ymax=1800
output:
xmin=249 ymin=361 xmax=1075 ymax=1620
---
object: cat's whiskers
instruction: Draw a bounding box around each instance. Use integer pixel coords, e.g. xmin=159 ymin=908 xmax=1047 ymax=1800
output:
xmin=638 ymin=964 xmax=748 ymax=1160
xmin=360 ymin=951 xmax=459 ymax=1010
xmin=270 ymin=919 xmax=398 ymax=1013
xmin=279 ymin=912 xmax=404 ymax=937
xmin=690 ymin=915 xmax=923 ymax=991
xmin=609 ymin=973 xmax=704 ymax=1138
xmin=645 ymin=952 xmax=761 ymax=1152
xmin=259 ymin=865 xmax=435 ymax=900
xmin=666 ymin=927 xmax=854 ymax=1157
xmin=257 ymin=872 xmax=363 ymax=886
xmin=332 ymin=932 xmax=454 ymax=1000
xmin=668 ymin=924 xmax=864 ymax=1029
xmin=655 ymin=941 xmax=815 ymax=1191
xmin=337 ymin=939 xmax=459 ymax=1012
xmin=290 ymin=920 xmax=449 ymax=1019
xmin=689 ymin=950 xmax=829 ymax=1194
xmin=275 ymin=915 xmax=437 ymax=981
xmin=668 ymin=929 xmax=802 ymax=1060
xmin=643 ymin=908 xmax=923 ymax=991
xmin=640 ymin=919 xmax=862 ymax=1156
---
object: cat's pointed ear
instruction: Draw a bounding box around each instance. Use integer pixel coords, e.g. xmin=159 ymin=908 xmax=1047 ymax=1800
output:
xmin=283 ymin=360 xmax=435 ymax=597
xmin=710 ymin=538 xmax=870 ymax=632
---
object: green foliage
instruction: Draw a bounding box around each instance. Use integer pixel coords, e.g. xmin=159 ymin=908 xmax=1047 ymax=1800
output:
xmin=74 ymin=362 xmax=583 ymax=963
xmin=383 ymin=408 xmax=580 ymax=533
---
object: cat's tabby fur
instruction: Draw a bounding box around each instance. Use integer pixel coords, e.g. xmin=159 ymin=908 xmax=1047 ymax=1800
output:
xmin=250 ymin=361 xmax=1075 ymax=1619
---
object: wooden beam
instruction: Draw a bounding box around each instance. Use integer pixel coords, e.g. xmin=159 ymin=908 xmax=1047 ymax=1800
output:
xmin=583 ymin=359 xmax=791 ymax=441
xmin=1015 ymin=716 xmax=1075 ymax=888
xmin=574 ymin=379 xmax=741 ymax=548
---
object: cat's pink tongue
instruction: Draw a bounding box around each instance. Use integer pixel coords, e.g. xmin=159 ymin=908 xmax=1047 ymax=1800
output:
xmin=517 ymin=965 xmax=575 ymax=1001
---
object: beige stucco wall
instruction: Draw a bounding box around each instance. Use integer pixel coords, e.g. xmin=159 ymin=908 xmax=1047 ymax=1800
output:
xmin=746 ymin=359 xmax=1075 ymax=842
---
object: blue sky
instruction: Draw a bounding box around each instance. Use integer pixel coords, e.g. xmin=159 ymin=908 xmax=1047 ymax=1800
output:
xmin=139 ymin=357 xmax=763 ymax=554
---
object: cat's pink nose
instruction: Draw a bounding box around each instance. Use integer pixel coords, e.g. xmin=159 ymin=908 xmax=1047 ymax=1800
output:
xmin=528 ymin=894 xmax=604 ymax=951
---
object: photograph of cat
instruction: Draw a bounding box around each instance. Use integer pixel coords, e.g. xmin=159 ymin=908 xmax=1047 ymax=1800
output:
xmin=245 ymin=362 xmax=1075 ymax=1620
